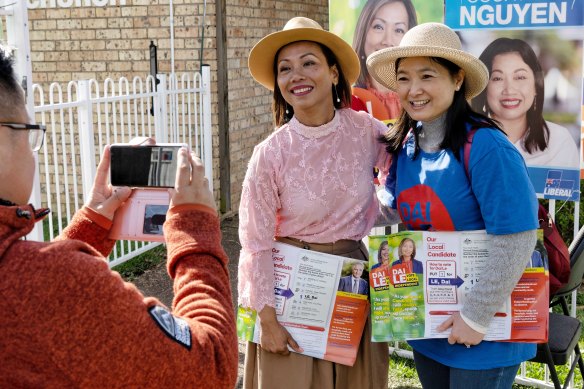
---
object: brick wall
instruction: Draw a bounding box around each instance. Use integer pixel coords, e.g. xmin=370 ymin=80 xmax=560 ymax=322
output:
xmin=224 ymin=0 xmax=328 ymax=211
xmin=24 ymin=0 xmax=328 ymax=213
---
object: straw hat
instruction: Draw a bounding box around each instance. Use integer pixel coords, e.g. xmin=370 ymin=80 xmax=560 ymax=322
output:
xmin=248 ymin=17 xmax=360 ymax=91
xmin=366 ymin=23 xmax=488 ymax=100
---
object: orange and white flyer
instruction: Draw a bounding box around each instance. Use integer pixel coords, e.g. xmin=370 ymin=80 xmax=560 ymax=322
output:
xmin=237 ymin=242 xmax=369 ymax=366
xmin=369 ymin=230 xmax=548 ymax=343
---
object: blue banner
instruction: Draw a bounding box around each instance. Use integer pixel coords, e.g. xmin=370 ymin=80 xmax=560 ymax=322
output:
xmin=445 ymin=0 xmax=584 ymax=30
xmin=528 ymin=167 xmax=581 ymax=201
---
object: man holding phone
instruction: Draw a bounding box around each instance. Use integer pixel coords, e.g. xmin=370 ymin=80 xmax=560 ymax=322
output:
xmin=0 ymin=46 xmax=237 ymax=387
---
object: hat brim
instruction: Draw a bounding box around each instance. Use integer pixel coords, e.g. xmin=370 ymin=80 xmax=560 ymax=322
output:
xmin=366 ymin=46 xmax=488 ymax=100
xmin=249 ymin=28 xmax=360 ymax=91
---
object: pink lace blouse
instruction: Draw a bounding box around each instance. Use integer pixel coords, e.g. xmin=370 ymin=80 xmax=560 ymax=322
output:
xmin=237 ymin=108 xmax=391 ymax=312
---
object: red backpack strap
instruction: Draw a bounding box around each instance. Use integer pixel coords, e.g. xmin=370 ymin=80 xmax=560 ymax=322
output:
xmin=538 ymin=204 xmax=571 ymax=296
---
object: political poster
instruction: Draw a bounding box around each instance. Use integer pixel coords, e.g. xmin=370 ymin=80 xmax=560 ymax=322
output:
xmin=447 ymin=0 xmax=584 ymax=201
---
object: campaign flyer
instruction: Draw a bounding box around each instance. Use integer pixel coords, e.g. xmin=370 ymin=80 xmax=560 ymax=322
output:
xmin=369 ymin=230 xmax=548 ymax=343
xmin=237 ymin=242 xmax=369 ymax=366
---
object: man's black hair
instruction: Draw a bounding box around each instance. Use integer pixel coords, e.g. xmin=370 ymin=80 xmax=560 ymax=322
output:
xmin=0 ymin=46 xmax=26 ymax=121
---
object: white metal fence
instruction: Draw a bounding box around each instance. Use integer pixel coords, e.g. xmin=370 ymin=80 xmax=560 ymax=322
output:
xmin=30 ymin=67 xmax=212 ymax=267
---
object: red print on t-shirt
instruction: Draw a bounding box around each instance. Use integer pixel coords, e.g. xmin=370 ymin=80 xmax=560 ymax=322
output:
xmin=397 ymin=184 xmax=455 ymax=231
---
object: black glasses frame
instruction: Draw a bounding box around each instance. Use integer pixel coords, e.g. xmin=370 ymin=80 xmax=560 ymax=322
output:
xmin=0 ymin=122 xmax=46 ymax=131
xmin=0 ymin=122 xmax=46 ymax=151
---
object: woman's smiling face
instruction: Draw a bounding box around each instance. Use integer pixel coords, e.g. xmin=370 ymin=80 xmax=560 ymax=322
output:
xmin=396 ymin=56 xmax=464 ymax=122
xmin=380 ymin=244 xmax=389 ymax=262
xmin=401 ymin=240 xmax=414 ymax=258
xmin=486 ymin=52 xmax=536 ymax=123
xmin=276 ymin=41 xmax=338 ymax=120
xmin=364 ymin=1 xmax=410 ymax=58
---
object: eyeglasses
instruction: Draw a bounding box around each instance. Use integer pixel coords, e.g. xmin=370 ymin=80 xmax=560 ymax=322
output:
xmin=0 ymin=123 xmax=46 ymax=151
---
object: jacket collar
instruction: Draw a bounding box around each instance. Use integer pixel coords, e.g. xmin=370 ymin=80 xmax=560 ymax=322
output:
xmin=0 ymin=201 xmax=50 ymax=257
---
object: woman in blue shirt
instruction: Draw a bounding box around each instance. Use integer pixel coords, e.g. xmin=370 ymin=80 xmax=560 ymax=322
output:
xmin=367 ymin=23 xmax=538 ymax=389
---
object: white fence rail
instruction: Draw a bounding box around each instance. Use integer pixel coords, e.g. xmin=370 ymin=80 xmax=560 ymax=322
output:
xmin=30 ymin=67 xmax=212 ymax=267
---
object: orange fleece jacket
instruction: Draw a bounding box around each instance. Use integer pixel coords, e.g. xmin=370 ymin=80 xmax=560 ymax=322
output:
xmin=0 ymin=203 xmax=238 ymax=388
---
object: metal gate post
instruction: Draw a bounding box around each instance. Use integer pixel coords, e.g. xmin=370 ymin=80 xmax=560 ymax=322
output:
xmin=201 ymin=65 xmax=213 ymax=192
xmin=77 ymin=80 xmax=97 ymax=202
xmin=153 ymin=74 xmax=168 ymax=142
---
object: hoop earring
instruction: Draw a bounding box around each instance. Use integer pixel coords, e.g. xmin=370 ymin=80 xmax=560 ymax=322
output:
xmin=334 ymin=84 xmax=340 ymax=103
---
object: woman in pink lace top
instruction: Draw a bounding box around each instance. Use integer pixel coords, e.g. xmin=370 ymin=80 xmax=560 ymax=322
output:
xmin=239 ymin=16 xmax=391 ymax=389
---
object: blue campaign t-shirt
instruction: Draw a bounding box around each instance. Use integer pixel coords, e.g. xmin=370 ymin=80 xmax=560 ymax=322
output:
xmin=386 ymin=124 xmax=539 ymax=369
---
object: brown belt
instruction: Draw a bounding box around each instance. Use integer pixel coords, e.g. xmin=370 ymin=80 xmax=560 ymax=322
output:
xmin=276 ymin=236 xmax=363 ymax=256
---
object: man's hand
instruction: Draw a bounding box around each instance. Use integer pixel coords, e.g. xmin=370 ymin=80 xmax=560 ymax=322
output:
xmin=86 ymin=146 xmax=131 ymax=220
xmin=258 ymin=306 xmax=303 ymax=355
xmin=169 ymin=148 xmax=215 ymax=209
xmin=437 ymin=312 xmax=485 ymax=347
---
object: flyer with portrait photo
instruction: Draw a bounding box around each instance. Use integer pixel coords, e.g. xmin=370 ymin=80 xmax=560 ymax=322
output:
xmin=237 ymin=242 xmax=369 ymax=366
xmin=369 ymin=230 xmax=549 ymax=343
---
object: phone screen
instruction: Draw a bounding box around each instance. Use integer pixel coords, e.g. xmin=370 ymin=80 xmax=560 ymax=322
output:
xmin=110 ymin=145 xmax=181 ymax=188
xmin=143 ymin=204 xmax=168 ymax=235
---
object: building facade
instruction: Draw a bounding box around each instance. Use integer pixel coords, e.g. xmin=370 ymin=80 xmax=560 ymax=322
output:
xmin=24 ymin=0 xmax=329 ymax=213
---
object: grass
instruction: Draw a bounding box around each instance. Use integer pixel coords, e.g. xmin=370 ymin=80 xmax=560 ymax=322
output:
xmin=389 ymin=352 xmax=583 ymax=389
xmin=387 ymin=307 xmax=584 ymax=389
xmin=388 ymin=353 xmax=421 ymax=389
xmin=111 ymin=245 xmax=167 ymax=281
xmin=519 ymin=359 xmax=583 ymax=388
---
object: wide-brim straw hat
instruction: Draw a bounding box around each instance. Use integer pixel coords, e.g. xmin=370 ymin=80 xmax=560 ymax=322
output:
xmin=366 ymin=22 xmax=488 ymax=100
xmin=248 ymin=17 xmax=360 ymax=91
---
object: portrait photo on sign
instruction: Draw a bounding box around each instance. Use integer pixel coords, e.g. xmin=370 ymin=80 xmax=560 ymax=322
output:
xmin=338 ymin=259 xmax=369 ymax=296
xmin=329 ymin=0 xmax=443 ymax=122
xmin=459 ymin=28 xmax=583 ymax=201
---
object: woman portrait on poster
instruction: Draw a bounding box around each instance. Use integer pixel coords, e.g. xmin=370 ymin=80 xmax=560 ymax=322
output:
xmin=238 ymin=17 xmax=391 ymax=389
xmin=352 ymin=0 xmax=418 ymax=120
xmin=371 ymin=240 xmax=390 ymax=270
xmin=472 ymin=37 xmax=579 ymax=168
xmin=368 ymin=23 xmax=538 ymax=388
xmin=391 ymin=237 xmax=423 ymax=274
